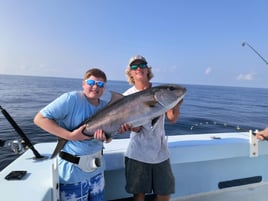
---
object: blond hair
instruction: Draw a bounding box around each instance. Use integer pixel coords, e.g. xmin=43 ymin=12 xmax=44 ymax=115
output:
xmin=125 ymin=66 xmax=154 ymax=85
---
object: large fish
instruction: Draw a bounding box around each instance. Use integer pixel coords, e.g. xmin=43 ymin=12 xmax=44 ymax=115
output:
xmin=83 ymin=84 xmax=186 ymax=136
xmin=51 ymin=84 xmax=186 ymax=158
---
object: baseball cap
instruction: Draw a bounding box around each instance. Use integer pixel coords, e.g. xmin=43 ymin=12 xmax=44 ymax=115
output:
xmin=128 ymin=55 xmax=147 ymax=66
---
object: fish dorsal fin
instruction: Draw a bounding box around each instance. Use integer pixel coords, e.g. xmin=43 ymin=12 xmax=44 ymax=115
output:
xmin=107 ymin=91 xmax=124 ymax=105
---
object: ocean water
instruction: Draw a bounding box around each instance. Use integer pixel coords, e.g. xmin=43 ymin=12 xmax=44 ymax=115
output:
xmin=0 ymin=74 xmax=267 ymax=171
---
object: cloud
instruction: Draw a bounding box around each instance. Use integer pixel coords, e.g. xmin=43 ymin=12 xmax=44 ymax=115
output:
xmin=205 ymin=67 xmax=212 ymax=75
xmin=169 ymin=65 xmax=177 ymax=72
xmin=236 ymin=73 xmax=255 ymax=80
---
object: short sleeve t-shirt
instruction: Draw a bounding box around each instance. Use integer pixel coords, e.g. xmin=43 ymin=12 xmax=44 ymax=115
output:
xmin=40 ymin=91 xmax=107 ymax=183
xmin=123 ymin=86 xmax=169 ymax=164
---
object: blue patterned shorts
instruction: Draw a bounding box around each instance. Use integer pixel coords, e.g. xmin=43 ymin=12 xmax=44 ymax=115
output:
xmin=60 ymin=173 xmax=104 ymax=201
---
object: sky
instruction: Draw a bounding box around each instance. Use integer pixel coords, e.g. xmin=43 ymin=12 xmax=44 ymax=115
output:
xmin=0 ymin=0 xmax=267 ymax=88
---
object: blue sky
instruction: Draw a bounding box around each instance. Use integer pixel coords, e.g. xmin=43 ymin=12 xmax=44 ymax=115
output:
xmin=0 ymin=0 xmax=267 ymax=88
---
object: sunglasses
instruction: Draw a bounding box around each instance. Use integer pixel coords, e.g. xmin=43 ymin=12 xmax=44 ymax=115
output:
xmin=130 ymin=63 xmax=148 ymax=70
xmin=85 ymin=79 xmax=105 ymax=88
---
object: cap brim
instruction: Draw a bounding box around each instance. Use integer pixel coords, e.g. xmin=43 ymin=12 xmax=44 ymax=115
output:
xmin=129 ymin=59 xmax=147 ymax=66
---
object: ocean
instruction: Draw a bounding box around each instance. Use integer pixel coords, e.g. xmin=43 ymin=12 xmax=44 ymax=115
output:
xmin=0 ymin=74 xmax=267 ymax=171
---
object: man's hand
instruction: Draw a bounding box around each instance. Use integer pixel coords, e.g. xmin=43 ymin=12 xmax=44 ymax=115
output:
xmin=118 ymin=123 xmax=142 ymax=133
xmin=255 ymin=128 xmax=268 ymax=141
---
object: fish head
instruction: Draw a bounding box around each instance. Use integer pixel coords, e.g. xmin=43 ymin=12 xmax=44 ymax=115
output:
xmin=153 ymin=84 xmax=186 ymax=109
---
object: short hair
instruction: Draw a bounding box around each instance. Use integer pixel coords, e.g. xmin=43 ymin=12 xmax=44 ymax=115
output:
xmin=84 ymin=68 xmax=107 ymax=82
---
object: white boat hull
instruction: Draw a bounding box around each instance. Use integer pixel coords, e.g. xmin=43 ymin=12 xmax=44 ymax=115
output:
xmin=0 ymin=132 xmax=267 ymax=201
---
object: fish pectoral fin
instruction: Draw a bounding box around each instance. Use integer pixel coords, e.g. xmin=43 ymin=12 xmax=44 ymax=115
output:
xmin=107 ymin=91 xmax=124 ymax=105
xmin=151 ymin=116 xmax=160 ymax=127
xmin=145 ymin=100 xmax=158 ymax=107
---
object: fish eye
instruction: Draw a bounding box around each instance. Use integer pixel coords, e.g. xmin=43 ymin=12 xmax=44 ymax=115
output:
xmin=169 ymin=86 xmax=175 ymax=91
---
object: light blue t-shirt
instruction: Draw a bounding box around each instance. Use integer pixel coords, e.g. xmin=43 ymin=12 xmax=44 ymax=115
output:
xmin=40 ymin=91 xmax=107 ymax=184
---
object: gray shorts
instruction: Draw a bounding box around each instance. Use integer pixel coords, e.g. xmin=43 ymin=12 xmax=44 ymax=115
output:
xmin=125 ymin=157 xmax=175 ymax=195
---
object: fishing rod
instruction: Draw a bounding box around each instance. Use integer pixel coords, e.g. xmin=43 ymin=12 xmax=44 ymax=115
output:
xmin=242 ymin=41 xmax=268 ymax=65
xmin=0 ymin=105 xmax=44 ymax=159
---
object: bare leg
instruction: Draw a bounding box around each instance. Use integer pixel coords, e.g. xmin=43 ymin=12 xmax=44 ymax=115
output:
xmin=133 ymin=193 xmax=145 ymax=201
xmin=154 ymin=195 xmax=170 ymax=201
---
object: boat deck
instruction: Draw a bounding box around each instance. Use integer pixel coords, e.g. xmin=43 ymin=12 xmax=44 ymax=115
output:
xmin=1 ymin=132 xmax=267 ymax=201
xmin=109 ymin=182 xmax=268 ymax=201
xmin=172 ymin=182 xmax=268 ymax=201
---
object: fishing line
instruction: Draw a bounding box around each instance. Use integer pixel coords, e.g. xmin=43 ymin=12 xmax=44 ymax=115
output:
xmin=189 ymin=120 xmax=258 ymax=133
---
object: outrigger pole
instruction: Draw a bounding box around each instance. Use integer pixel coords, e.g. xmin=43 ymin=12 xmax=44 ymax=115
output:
xmin=0 ymin=105 xmax=44 ymax=159
xmin=242 ymin=41 xmax=268 ymax=65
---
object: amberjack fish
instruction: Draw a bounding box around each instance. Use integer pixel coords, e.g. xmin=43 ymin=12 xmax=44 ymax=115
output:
xmin=83 ymin=84 xmax=186 ymax=136
xmin=51 ymin=84 xmax=186 ymax=158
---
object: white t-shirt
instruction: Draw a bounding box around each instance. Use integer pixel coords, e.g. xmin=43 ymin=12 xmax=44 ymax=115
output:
xmin=123 ymin=86 xmax=169 ymax=164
